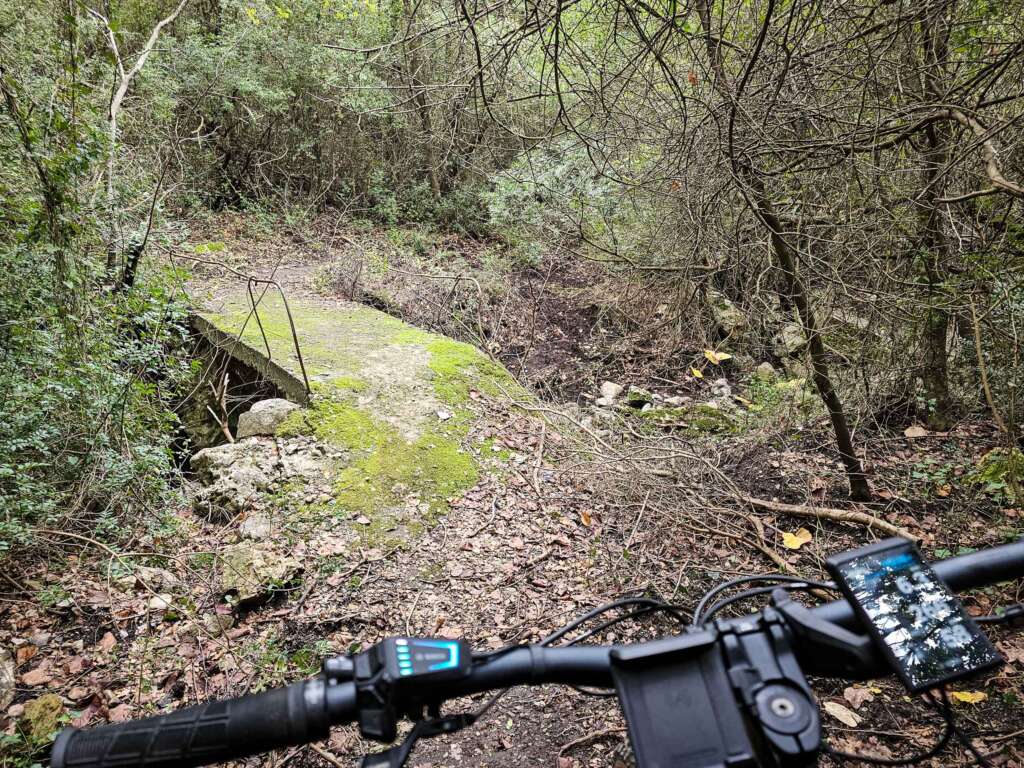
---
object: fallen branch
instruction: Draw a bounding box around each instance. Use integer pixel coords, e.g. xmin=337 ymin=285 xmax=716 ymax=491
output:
xmin=740 ymin=496 xmax=915 ymax=540
xmin=558 ymin=726 xmax=627 ymax=756
xmin=310 ymin=744 xmax=346 ymax=768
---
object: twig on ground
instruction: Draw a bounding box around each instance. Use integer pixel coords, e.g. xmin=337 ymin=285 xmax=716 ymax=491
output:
xmin=310 ymin=744 xmax=346 ymax=767
xmin=468 ymin=494 xmax=500 ymax=538
xmin=740 ymin=496 xmax=915 ymax=540
xmin=405 ymin=589 xmax=423 ymax=635
xmin=558 ymin=726 xmax=627 ymax=756
xmin=532 ymin=421 xmax=547 ymax=499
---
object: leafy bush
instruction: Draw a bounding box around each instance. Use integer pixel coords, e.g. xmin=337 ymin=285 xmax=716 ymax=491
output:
xmin=0 ymin=248 xmax=191 ymax=554
xmin=970 ymin=447 xmax=1024 ymax=503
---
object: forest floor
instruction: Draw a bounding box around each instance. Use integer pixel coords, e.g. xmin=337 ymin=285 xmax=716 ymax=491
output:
xmin=3 ymin=211 xmax=1024 ymax=768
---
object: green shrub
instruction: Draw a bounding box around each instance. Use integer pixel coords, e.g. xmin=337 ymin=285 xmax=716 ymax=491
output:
xmin=0 ymin=248 xmax=191 ymax=555
xmin=970 ymin=447 xmax=1024 ymax=502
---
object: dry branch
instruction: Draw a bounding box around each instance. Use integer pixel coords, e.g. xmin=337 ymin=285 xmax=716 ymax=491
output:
xmin=739 ymin=496 xmax=915 ymax=540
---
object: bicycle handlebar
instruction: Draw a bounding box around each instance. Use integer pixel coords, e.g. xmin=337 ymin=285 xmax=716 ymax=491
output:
xmin=49 ymin=681 xmax=339 ymax=768
xmin=50 ymin=538 xmax=1024 ymax=768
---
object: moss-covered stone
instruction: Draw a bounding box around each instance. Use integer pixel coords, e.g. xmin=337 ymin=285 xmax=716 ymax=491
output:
xmin=640 ymin=403 xmax=739 ymax=435
xmin=22 ymin=694 xmax=63 ymax=742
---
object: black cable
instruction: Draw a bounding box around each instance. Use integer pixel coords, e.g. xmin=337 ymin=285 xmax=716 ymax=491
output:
xmin=699 ymin=581 xmax=836 ymax=623
xmin=691 ymin=573 xmax=833 ymax=627
xmin=947 ymin=701 xmax=996 ymax=768
xmin=540 ymin=597 xmax=688 ymax=646
xmin=560 ymin=600 xmax=688 ymax=698
xmin=825 ymin=690 xmax=954 ymax=766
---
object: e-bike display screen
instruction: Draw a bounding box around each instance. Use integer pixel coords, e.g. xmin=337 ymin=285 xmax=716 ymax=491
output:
xmin=826 ymin=539 xmax=1002 ymax=692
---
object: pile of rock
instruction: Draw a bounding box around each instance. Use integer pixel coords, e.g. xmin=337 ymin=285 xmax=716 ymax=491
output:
xmin=594 ymin=381 xmax=693 ymax=412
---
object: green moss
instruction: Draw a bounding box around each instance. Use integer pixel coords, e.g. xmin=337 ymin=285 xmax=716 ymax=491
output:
xmin=334 ymin=429 xmax=477 ymax=515
xmin=969 ymin=448 xmax=1024 ymax=502
xmin=210 ymin=295 xmax=406 ymax=378
xmin=424 ymin=337 xmax=519 ymax=404
xmin=481 ymin=437 xmax=513 ymax=462
xmin=312 ymin=403 xmax=383 ymax=450
xmin=640 ymin=404 xmax=739 ymax=435
xmin=22 ymin=694 xmax=64 ymax=743
xmin=330 ymin=375 xmax=368 ymax=392
xmin=276 ymin=400 xmax=385 ymax=451
xmin=275 ymin=409 xmax=311 ymax=438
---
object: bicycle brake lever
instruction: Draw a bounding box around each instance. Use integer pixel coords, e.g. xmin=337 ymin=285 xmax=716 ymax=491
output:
xmin=360 ymin=713 xmax=476 ymax=768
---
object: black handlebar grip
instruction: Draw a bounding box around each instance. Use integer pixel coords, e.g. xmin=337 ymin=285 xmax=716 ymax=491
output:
xmin=50 ymin=680 xmax=328 ymax=768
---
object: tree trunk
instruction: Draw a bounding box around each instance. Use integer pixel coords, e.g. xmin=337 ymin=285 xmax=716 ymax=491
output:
xmin=693 ymin=0 xmax=871 ymax=500
xmin=916 ymin=3 xmax=955 ymax=428
xmin=748 ymin=176 xmax=872 ymax=501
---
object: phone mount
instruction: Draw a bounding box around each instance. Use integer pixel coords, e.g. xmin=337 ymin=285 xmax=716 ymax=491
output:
xmin=610 ymin=594 xmax=876 ymax=768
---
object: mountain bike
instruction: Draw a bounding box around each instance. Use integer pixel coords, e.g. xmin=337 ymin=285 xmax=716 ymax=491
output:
xmin=50 ymin=537 xmax=1024 ymax=768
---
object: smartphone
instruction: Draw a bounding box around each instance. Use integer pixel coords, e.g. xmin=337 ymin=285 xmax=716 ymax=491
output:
xmin=826 ymin=538 xmax=1003 ymax=693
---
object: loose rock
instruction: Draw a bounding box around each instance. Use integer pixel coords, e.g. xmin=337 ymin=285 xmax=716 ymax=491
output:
xmin=709 ymin=291 xmax=746 ymax=337
xmin=710 ymin=378 xmax=732 ymax=399
xmin=624 ymin=386 xmax=653 ymax=409
xmin=753 ymin=362 xmax=778 ymax=382
xmin=599 ymin=381 xmax=624 ymax=400
xmin=202 ymin=613 xmax=235 ymax=637
xmin=239 ymin=513 xmax=273 ymax=541
xmin=0 ymin=648 xmax=14 ymax=709
xmin=774 ymin=323 xmax=807 ymax=357
xmin=236 ymin=398 xmax=301 ymax=438
xmin=220 ymin=543 xmax=301 ymax=604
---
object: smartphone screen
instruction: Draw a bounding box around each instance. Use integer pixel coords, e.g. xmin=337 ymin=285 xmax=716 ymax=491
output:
xmin=827 ymin=539 xmax=1002 ymax=692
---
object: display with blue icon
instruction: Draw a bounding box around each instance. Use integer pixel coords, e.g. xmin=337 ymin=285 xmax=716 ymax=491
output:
xmin=382 ymin=637 xmax=470 ymax=683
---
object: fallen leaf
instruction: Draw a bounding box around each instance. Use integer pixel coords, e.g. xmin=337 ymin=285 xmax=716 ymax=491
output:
xmin=98 ymin=631 xmax=117 ymax=653
xmin=998 ymin=640 xmax=1024 ymax=665
xmin=580 ymin=509 xmax=593 ymax=526
xmin=936 ymin=484 xmax=951 ymax=497
xmin=904 ymin=425 xmax=928 ymax=438
xmin=823 ymin=700 xmax=861 ymax=727
xmin=951 ymin=690 xmax=987 ymax=704
xmin=108 ymin=704 xmax=132 ymax=722
xmin=782 ymin=528 xmax=813 ymax=550
xmin=703 ymin=349 xmax=732 ymax=365
xmin=690 ymin=366 xmax=704 ymax=379
xmin=16 ymin=644 xmax=38 ymax=665
xmin=21 ymin=666 xmax=52 ymax=686
xmin=72 ymin=697 xmax=102 ymax=727
xmin=843 ymin=686 xmax=874 ymax=709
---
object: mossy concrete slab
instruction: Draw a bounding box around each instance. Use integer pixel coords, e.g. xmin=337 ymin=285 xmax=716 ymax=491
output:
xmin=192 ymin=294 xmax=527 ymax=531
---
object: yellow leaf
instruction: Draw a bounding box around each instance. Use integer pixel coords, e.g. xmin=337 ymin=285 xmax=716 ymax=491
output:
xmin=690 ymin=367 xmax=704 ymax=379
xmin=951 ymin=691 xmax=987 ymax=704
xmin=704 ymin=349 xmax=732 ymax=365
xmin=782 ymin=528 xmax=813 ymax=550
xmin=936 ymin=484 xmax=951 ymax=497
xmin=823 ymin=700 xmax=861 ymax=727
